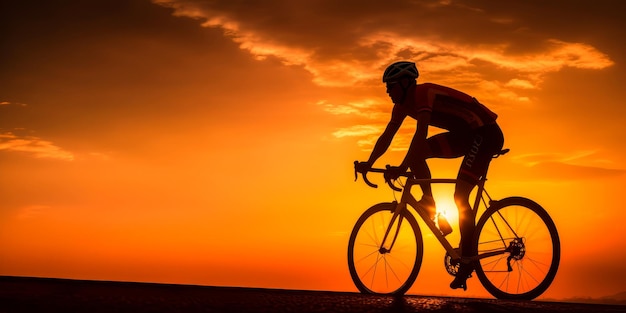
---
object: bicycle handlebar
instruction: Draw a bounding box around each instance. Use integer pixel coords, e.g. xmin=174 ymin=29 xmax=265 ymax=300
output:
xmin=353 ymin=161 xmax=410 ymax=191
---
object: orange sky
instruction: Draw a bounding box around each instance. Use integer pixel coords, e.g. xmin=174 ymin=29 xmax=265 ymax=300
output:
xmin=1 ymin=0 xmax=625 ymax=300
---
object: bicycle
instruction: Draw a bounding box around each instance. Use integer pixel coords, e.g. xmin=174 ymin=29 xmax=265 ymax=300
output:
xmin=347 ymin=149 xmax=560 ymax=300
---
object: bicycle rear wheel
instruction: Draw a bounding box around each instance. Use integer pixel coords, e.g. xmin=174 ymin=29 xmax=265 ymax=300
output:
xmin=347 ymin=202 xmax=423 ymax=295
xmin=474 ymin=197 xmax=560 ymax=300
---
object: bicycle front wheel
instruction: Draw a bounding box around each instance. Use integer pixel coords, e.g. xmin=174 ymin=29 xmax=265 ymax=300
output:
xmin=474 ymin=197 xmax=560 ymax=300
xmin=347 ymin=202 xmax=423 ymax=295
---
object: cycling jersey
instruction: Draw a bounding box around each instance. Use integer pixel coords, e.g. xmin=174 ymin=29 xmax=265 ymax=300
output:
xmin=391 ymin=83 xmax=497 ymax=131
xmin=386 ymin=82 xmax=502 ymax=184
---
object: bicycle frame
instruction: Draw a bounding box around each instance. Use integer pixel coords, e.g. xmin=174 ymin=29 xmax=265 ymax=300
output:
xmin=380 ymin=176 xmax=508 ymax=263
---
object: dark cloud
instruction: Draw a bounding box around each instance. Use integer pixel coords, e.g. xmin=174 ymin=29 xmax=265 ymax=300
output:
xmin=152 ymin=0 xmax=623 ymax=52
xmin=1 ymin=0 xmax=258 ymax=157
xmin=463 ymin=0 xmax=624 ymax=44
xmin=153 ymin=0 xmax=615 ymax=91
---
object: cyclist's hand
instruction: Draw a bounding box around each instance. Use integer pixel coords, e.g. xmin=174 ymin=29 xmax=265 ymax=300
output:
xmin=355 ymin=161 xmax=371 ymax=174
xmin=384 ymin=165 xmax=403 ymax=181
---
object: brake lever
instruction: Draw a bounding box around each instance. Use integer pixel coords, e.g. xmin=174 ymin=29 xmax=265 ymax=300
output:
xmin=354 ymin=161 xmax=378 ymax=188
xmin=384 ymin=164 xmax=403 ymax=192
xmin=364 ymin=174 xmax=378 ymax=188
xmin=386 ymin=179 xmax=402 ymax=192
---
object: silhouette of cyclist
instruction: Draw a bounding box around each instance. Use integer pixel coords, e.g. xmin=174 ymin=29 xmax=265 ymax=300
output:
xmin=356 ymin=61 xmax=504 ymax=290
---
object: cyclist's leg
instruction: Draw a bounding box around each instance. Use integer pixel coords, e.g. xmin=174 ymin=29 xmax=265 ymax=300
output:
xmin=426 ymin=131 xmax=469 ymax=159
xmin=451 ymin=124 xmax=504 ymax=290
xmin=455 ymin=123 xmax=504 ymax=257
xmin=454 ymin=180 xmax=475 ymax=257
xmin=451 ymin=165 xmax=481 ymax=290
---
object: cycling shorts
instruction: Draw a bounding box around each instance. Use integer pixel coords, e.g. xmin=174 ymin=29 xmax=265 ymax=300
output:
xmin=427 ymin=123 xmax=504 ymax=184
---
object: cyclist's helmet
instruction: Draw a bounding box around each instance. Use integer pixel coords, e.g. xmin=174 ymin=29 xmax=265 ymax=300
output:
xmin=382 ymin=61 xmax=419 ymax=83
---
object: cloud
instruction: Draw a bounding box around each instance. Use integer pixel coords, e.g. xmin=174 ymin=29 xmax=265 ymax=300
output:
xmin=520 ymin=162 xmax=625 ymax=181
xmin=512 ymin=150 xmax=611 ymax=167
xmin=510 ymin=150 xmax=625 ymax=180
xmin=0 ymin=132 xmax=75 ymax=161
xmin=0 ymin=101 xmax=27 ymax=107
xmin=152 ymin=0 xmax=613 ymax=89
xmin=332 ymin=125 xmax=382 ymax=138
xmin=467 ymin=39 xmax=614 ymax=73
xmin=506 ymin=79 xmax=535 ymax=89
xmin=152 ymin=0 xmax=615 ymax=149
xmin=317 ymin=99 xmax=388 ymax=119
xmin=0 ymin=103 xmax=76 ymax=161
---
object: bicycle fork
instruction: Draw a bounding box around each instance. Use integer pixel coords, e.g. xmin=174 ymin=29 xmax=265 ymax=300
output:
xmin=378 ymin=201 xmax=405 ymax=254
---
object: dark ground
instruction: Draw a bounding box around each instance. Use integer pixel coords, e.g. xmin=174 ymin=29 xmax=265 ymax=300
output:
xmin=1 ymin=276 xmax=624 ymax=313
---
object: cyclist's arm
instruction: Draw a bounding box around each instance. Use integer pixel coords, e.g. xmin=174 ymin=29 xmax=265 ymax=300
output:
xmin=367 ymin=108 xmax=405 ymax=165
xmin=399 ymin=110 xmax=430 ymax=171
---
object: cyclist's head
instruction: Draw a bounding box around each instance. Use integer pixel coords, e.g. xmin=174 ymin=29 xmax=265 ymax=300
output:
xmin=383 ymin=61 xmax=418 ymax=105
xmin=382 ymin=61 xmax=419 ymax=84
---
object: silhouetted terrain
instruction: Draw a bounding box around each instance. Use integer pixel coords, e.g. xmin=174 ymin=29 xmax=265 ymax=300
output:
xmin=558 ymin=291 xmax=626 ymax=306
xmin=1 ymin=276 xmax=625 ymax=313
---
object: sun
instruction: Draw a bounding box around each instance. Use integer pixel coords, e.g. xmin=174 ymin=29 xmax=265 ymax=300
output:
xmin=432 ymin=190 xmax=460 ymax=226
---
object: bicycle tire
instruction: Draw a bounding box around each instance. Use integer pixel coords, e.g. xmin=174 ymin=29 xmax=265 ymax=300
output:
xmin=474 ymin=197 xmax=560 ymax=300
xmin=347 ymin=202 xmax=423 ymax=295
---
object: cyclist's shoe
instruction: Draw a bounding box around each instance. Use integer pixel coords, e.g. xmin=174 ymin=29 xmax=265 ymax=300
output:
xmin=450 ymin=262 xmax=474 ymax=291
xmin=417 ymin=195 xmax=437 ymax=220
